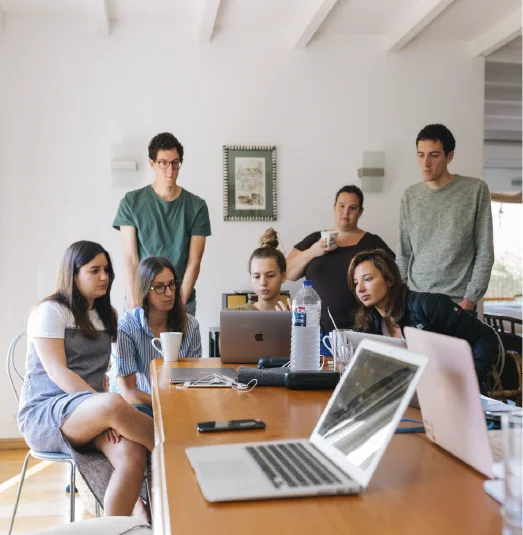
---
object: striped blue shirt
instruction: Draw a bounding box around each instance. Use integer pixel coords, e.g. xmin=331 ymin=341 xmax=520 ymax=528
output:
xmin=109 ymin=307 xmax=201 ymax=395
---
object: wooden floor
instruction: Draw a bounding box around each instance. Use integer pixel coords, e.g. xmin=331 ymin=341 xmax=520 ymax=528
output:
xmin=0 ymin=449 xmax=93 ymax=534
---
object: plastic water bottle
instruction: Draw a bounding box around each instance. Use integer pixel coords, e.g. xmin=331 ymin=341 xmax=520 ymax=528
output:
xmin=290 ymin=280 xmax=321 ymax=371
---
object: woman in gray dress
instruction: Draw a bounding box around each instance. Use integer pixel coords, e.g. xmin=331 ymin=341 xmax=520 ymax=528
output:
xmin=18 ymin=241 xmax=154 ymax=518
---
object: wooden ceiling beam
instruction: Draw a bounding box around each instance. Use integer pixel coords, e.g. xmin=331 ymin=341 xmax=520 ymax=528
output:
xmin=199 ymin=0 xmax=222 ymax=42
xmin=471 ymin=8 xmax=522 ymax=57
xmin=385 ymin=0 xmax=456 ymax=52
xmin=290 ymin=0 xmax=340 ymax=49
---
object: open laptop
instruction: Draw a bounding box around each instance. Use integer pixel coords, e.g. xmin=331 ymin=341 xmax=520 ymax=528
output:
xmin=344 ymin=332 xmax=420 ymax=408
xmin=404 ymin=326 xmax=511 ymax=479
xmin=220 ymin=310 xmax=291 ymax=364
xmin=346 ymin=331 xmax=406 ymax=351
xmin=186 ymin=339 xmax=428 ymax=502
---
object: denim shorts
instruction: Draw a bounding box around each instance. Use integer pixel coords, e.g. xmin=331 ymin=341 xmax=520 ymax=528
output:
xmin=133 ymin=404 xmax=153 ymax=418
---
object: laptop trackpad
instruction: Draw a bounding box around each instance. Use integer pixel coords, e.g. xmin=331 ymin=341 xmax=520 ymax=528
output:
xmin=196 ymin=458 xmax=254 ymax=480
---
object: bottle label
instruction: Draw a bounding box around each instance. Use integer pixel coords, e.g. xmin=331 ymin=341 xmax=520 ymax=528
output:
xmin=293 ymin=306 xmax=306 ymax=327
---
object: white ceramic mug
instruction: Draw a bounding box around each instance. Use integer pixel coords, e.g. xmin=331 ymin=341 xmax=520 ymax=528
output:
xmin=320 ymin=231 xmax=338 ymax=250
xmin=151 ymin=332 xmax=183 ymax=362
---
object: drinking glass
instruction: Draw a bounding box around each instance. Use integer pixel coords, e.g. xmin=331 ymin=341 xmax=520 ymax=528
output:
xmin=336 ymin=342 xmax=354 ymax=374
xmin=502 ymin=412 xmax=523 ymax=535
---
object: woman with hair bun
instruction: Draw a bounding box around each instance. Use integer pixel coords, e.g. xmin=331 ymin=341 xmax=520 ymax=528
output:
xmin=233 ymin=228 xmax=291 ymax=311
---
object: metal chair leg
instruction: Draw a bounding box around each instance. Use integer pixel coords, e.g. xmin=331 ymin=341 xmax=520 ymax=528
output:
xmin=68 ymin=461 xmax=76 ymax=523
xmin=145 ymin=476 xmax=153 ymax=523
xmin=7 ymin=451 xmax=31 ymax=535
xmin=95 ymin=501 xmax=101 ymax=518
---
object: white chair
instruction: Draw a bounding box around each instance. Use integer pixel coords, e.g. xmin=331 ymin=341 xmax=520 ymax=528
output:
xmin=7 ymin=329 xmax=80 ymax=534
xmin=6 ymin=329 xmax=153 ymax=533
xmin=25 ymin=516 xmax=151 ymax=535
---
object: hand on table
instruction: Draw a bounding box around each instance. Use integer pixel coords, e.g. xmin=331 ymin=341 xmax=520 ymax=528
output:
xmin=275 ymin=298 xmax=292 ymax=311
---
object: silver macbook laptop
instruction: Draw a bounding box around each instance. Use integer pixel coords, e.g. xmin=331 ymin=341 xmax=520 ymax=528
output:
xmin=220 ymin=310 xmax=291 ymax=364
xmin=404 ymin=327 xmax=522 ymax=479
xmin=344 ymin=333 xmax=419 ymax=408
xmin=186 ymin=340 xmax=428 ymax=502
xmin=346 ymin=331 xmax=406 ymax=351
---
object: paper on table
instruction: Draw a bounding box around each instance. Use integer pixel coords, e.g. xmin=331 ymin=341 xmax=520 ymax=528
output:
xmin=481 ymin=395 xmax=522 ymax=413
xmin=484 ymin=479 xmax=504 ymax=503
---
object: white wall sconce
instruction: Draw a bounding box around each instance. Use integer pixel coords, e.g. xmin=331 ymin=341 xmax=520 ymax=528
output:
xmin=357 ymin=151 xmax=385 ymax=178
xmin=111 ymin=160 xmax=138 ymax=171
xmin=111 ymin=141 xmax=142 ymax=187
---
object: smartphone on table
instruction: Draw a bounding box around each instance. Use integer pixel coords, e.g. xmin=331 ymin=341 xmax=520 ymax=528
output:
xmin=196 ymin=419 xmax=266 ymax=433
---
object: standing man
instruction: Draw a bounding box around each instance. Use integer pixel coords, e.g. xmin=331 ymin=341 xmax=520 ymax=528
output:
xmin=113 ymin=132 xmax=211 ymax=315
xmin=397 ymin=124 xmax=494 ymax=312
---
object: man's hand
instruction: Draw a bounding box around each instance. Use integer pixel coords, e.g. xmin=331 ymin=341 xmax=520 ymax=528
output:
xmin=457 ymin=298 xmax=476 ymax=311
xmin=275 ymin=298 xmax=292 ymax=312
xmin=104 ymin=428 xmax=121 ymax=444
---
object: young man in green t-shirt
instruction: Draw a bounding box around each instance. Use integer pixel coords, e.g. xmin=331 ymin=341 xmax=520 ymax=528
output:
xmin=113 ymin=133 xmax=211 ymax=315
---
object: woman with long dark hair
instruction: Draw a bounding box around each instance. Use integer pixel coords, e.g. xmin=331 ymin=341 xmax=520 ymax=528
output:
xmin=110 ymin=256 xmax=201 ymax=412
xmin=347 ymin=249 xmax=498 ymax=387
xmin=17 ymin=241 xmax=153 ymax=518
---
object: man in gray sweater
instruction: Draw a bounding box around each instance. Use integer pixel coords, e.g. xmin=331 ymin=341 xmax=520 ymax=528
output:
xmin=397 ymin=124 xmax=494 ymax=312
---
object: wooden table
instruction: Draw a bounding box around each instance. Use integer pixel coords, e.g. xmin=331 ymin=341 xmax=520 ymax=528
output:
xmin=150 ymin=358 xmax=501 ymax=535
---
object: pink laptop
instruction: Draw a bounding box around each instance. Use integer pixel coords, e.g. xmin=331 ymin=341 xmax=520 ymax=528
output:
xmin=404 ymin=327 xmax=495 ymax=479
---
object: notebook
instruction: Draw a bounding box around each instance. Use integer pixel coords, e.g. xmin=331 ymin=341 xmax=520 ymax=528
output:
xmin=186 ymin=339 xmax=428 ymax=502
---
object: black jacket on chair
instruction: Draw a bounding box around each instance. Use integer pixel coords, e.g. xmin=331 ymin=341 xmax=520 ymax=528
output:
xmin=369 ymin=290 xmax=498 ymax=386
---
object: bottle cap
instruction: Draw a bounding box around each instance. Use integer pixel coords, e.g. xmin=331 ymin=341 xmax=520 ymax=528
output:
xmin=303 ymin=280 xmax=313 ymax=287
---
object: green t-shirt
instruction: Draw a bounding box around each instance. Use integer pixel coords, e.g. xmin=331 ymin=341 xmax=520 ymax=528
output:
xmin=113 ymin=185 xmax=211 ymax=303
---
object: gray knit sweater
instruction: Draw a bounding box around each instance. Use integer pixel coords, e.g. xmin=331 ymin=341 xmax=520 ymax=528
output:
xmin=396 ymin=174 xmax=494 ymax=304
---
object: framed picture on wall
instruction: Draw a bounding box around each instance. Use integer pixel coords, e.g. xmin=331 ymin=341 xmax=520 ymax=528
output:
xmin=223 ymin=145 xmax=277 ymax=221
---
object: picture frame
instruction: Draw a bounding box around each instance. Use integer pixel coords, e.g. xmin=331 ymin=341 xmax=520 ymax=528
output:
xmin=223 ymin=145 xmax=277 ymax=221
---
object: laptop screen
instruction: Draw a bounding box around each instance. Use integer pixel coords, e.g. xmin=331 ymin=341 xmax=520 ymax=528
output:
xmin=317 ymin=347 xmax=419 ymax=471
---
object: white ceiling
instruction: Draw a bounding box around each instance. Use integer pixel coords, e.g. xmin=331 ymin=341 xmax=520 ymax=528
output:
xmin=0 ymin=0 xmax=521 ymax=53
xmin=1 ymin=0 xmax=520 ymax=142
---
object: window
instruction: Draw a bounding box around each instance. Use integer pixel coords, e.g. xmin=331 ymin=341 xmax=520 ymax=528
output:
xmin=484 ymin=201 xmax=522 ymax=318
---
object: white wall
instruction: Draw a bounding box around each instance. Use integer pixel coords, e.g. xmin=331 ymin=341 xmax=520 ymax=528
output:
xmin=0 ymin=15 xmax=485 ymax=438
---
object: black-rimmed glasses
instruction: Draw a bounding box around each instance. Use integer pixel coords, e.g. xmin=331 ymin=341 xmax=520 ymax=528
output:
xmin=150 ymin=281 xmax=176 ymax=294
xmin=156 ymin=159 xmax=182 ymax=170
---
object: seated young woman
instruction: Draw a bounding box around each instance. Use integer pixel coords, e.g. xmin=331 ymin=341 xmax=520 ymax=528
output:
xmin=347 ymin=248 xmax=498 ymax=388
xmin=233 ymin=228 xmax=291 ymax=311
xmin=17 ymin=241 xmax=153 ymax=518
xmin=109 ymin=256 xmax=201 ymax=414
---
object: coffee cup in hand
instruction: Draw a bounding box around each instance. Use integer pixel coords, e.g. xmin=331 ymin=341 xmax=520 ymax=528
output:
xmin=320 ymin=231 xmax=338 ymax=250
xmin=151 ymin=332 xmax=183 ymax=362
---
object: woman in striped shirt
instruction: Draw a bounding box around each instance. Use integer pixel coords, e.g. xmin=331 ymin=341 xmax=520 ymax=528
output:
xmin=109 ymin=256 xmax=201 ymax=414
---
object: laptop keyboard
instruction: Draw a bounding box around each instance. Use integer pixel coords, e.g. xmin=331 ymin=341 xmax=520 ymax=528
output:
xmin=245 ymin=442 xmax=343 ymax=489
